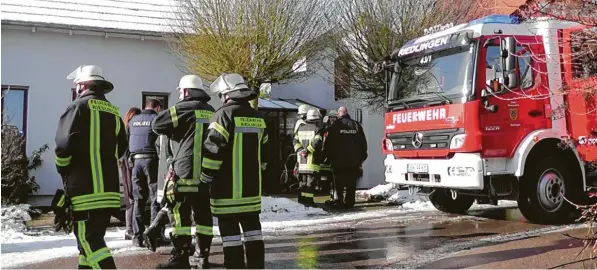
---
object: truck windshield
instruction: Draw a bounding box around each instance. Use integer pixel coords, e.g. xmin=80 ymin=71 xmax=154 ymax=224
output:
xmin=388 ymin=45 xmax=475 ymax=105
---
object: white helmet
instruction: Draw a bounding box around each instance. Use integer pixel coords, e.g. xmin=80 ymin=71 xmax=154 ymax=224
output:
xmin=67 ymin=65 xmax=114 ymax=93
xmin=306 ymin=108 xmax=322 ymax=122
xmin=178 ymin=74 xmax=204 ymax=90
xmin=209 ymin=73 xmax=249 ymax=96
xmin=298 ymin=104 xmax=310 ymax=116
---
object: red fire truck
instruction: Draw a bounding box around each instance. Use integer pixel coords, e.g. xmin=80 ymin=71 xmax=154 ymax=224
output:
xmin=379 ymin=15 xmax=597 ymax=224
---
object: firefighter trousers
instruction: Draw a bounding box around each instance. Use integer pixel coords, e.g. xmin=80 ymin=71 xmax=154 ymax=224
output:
xmin=169 ymin=189 xmax=213 ymax=257
xmin=334 ymin=168 xmax=358 ymax=208
xmin=218 ymin=214 xmax=264 ymax=269
xmin=73 ymin=209 xmax=116 ymax=269
xmin=298 ymin=174 xmax=316 ymax=204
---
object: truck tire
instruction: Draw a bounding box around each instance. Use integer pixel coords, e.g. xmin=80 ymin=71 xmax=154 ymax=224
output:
xmin=429 ymin=188 xmax=475 ymax=214
xmin=517 ymin=156 xmax=579 ymax=224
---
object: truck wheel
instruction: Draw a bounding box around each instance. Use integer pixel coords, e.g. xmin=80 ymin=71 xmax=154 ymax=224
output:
xmin=429 ymin=189 xmax=475 ymax=214
xmin=517 ymin=156 xmax=579 ymax=224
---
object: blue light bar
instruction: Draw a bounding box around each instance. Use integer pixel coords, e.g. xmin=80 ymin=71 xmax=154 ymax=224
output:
xmin=467 ymin=14 xmax=520 ymax=27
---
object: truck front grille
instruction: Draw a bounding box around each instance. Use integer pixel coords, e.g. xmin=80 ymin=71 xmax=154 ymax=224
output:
xmin=388 ymin=128 xmax=463 ymax=150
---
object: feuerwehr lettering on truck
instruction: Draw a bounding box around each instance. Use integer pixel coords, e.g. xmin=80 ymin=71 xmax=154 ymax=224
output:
xmin=392 ymin=108 xmax=447 ymax=124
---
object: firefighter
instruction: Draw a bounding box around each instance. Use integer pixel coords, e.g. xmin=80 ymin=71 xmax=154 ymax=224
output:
xmin=293 ymin=108 xmax=325 ymax=207
xmin=294 ymin=104 xmax=310 ymax=134
xmin=324 ymin=106 xmax=368 ymax=209
xmin=151 ymin=75 xmax=215 ymax=269
xmin=201 ymin=73 xmax=268 ymax=269
xmin=55 ymin=65 xmax=128 ymax=269
xmin=320 ymin=110 xmax=338 ymax=197
xmin=128 ymin=98 xmax=162 ymax=247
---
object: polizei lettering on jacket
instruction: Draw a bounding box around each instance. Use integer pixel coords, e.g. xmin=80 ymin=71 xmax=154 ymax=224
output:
xmin=392 ymin=108 xmax=447 ymax=124
xmin=398 ymin=36 xmax=450 ymax=57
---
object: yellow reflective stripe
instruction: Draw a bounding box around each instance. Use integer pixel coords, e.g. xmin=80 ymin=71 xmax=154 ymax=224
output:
xmin=55 ymin=155 xmax=72 ymax=166
xmin=210 ymin=196 xmax=261 ymax=206
xmin=258 ymin=132 xmax=263 ymax=196
xmin=196 ymin=225 xmax=213 ymax=236
xmin=72 ymin=201 xmax=120 ymax=211
xmin=88 ymin=99 xmax=120 ymax=116
xmin=87 ymin=247 xmax=112 ymax=266
xmin=193 ymin=120 xmax=203 ymax=181
xmin=195 ymin=110 xmax=213 ymax=119
xmin=89 ymin=110 xmax=98 ymax=193
xmin=202 ymin=157 xmax=222 ymax=170
xmin=77 ymin=221 xmax=98 ymax=269
xmin=170 ymin=106 xmax=178 ymax=128
xmin=234 ymin=117 xmax=266 ymax=128
xmin=57 ymin=195 xmax=65 ymax=207
xmin=176 ymin=186 xmax=199 ymax=192
xmin=314 ymin=135 xmax=323 ymax=140
xmin=211 ymin=203 xmax=261 ymax=215
xmin=177 ymin=179 xmax=201 ymax=186
xmin=79 ymin=255 xmax=89 ymax=266
xmin=173 ymin=202 xmax=182 ymax=229
xmin=232 ymin=133 xmax=243 ymax=199
xmin=96 ymin=110 xmax=104 ymax=193
xmin=173 ymin=226 xmax=193 ymax=235
xmin=298 ymin=164 xmax=320 ymax=172
xmin=71 ymin=192 xmax=120 ymax=204
xmin=301 ymin=192 xmax=314 ymax=198
xmin=294 ymin=143 xmax=303 ymax=152
xmin=115 ymin=115 xmax=120 ymax=159
xmin=307 ymin=145 xmax=316 ymax=153
xmin=209 ymin=122 xmax=229 ymax=142
xmin=262 ymin=134 xmax=268 ymax=144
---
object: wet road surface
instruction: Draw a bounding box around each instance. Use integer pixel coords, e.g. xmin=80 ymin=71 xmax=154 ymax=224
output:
xmin=18 ymin=204 xmax=581 ymax=269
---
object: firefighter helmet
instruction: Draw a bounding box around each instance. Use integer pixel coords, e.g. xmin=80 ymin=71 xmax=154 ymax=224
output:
xmin=328 ymin=110 xmax=338 ymax=117
xmin=298 ymin=104 xmax=310 ymax=116
xmin=66 ymin=65 xmax=114 ymax=93
xmin=178 ymin=75 xmax=204 ymax=90
xmin=306 ymin=108 xmax=322 ymax=122
xmin=209 ymin=73 xmax=249 ymax=95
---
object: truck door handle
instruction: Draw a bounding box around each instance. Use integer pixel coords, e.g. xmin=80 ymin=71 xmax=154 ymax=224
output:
xmin=528 ymin=109 xmax=543 ymax=117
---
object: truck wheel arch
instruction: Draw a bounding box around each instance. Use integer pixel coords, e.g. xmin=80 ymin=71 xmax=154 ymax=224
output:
xmin=507 ymin=129 xmax=586 ymax=188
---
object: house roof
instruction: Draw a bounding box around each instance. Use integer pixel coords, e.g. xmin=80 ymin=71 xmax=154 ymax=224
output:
xmin=1 ymin=0 xmax=180 ymax=34
xmin=258 ymin=98 xmax=326 ymax=113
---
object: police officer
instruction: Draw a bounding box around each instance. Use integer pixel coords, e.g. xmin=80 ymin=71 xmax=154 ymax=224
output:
xmin=55 ymin=65 xmax=128 ymax=269
xmin=324 ymin=106 xmax=368 ymax=209
xmin=293 ymin=108 xmax=324 ymax=207
xmin=294 ymin=104 xmax=310 ymax=134
xmin=201 ymin=73 xmax=268 ymax=269
xmin=320 ymin=110 xmax=338 ymax=197
xmin=128 ymin=98 xmax=162 ymax=246
xmin=151 ymin=75 xmax=215 ymax=269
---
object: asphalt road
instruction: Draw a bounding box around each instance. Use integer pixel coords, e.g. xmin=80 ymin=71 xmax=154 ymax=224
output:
xmin=18 ymin=203 xmax=584 ymax=269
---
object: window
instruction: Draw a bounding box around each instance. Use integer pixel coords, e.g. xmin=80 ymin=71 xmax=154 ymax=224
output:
xmin=142 ymin=92 xmax=169 ymax=109
xmin=1 ymin=85 xmax=29 ymax=137
xmin=485 ymin=45 xmax=534 ymax=90
xmin=334 ymin=57 xmax=351 ymax=101
xmin=571 ymin=29 xmax=597 ymax=79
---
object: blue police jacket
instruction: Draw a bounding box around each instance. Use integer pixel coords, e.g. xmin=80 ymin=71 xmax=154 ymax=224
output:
xmin=129 ymin=109 xmax=158 ymax=154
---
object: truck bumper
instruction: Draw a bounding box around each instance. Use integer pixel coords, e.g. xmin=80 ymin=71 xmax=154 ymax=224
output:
xmin=384 ymin=153 xmax=484 ymax=190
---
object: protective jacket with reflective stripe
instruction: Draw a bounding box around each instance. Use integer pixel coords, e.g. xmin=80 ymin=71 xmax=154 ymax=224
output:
xmin=201 ymin=100 xmax=269 ymax=217
xmin=54 ymin=92 xmax=128 ymax=212
xmin=151 ymin=96 xmax=214 ymax=192
xmin=128 ymin=109 xmax=158 ymax=154
xmin=293 ymin=122 xmax=324 ymax=173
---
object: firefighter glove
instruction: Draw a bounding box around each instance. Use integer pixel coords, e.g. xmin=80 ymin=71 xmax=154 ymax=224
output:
xmin=51 ymin=189 xmax=73 ymax=234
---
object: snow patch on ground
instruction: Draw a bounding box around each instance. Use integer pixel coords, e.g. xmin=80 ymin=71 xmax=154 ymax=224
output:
xmin=1 ymin=204 xmax=34 ymax=243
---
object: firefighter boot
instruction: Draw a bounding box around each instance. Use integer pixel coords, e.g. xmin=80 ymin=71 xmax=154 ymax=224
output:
xmin=245 ymin=239 xmax=265 ymax=269
xmin=156 ymin=236 xmax=192 ymax=269
xmin=143 ymin=224 xmax=161 ymax=252
xmin=191 ymin=234 xmax=212 ymax=269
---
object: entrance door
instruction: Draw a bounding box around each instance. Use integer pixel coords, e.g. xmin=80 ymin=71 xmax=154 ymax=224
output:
xmin=142 ymin=92 xmax=169 ymax=108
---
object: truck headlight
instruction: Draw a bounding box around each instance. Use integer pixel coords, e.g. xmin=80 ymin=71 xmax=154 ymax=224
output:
xmin=385 ymin=138 xmax=394 ymax=151
xmin=450 ymin=134 xmax=466 ymax=149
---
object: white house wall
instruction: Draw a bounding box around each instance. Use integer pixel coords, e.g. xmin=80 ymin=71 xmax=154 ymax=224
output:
xmin=1 ymin=27 xmax=222 ymax=206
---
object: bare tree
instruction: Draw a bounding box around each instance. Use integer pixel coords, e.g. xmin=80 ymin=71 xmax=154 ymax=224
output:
xmin=169 ymin=0 xmax=332 ymax=109
xmin=326 ymin=0 xmax=493 ymax=107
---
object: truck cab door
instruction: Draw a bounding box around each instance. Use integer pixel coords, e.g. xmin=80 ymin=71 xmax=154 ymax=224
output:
xmin=478 ymin=36 xmax=551 ymax=158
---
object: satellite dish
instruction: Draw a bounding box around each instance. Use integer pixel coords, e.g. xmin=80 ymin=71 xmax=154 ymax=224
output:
xmin=260 ymin=83 xmax=272 ymax=96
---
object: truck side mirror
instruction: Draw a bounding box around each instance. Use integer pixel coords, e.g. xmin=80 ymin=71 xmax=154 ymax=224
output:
xmin=500 ymin=37 xmax=518 ymax=88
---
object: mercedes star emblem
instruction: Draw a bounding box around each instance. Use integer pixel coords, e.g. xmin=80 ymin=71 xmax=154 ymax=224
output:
xmin=412 ymin=132 xmax=424 ymax=148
